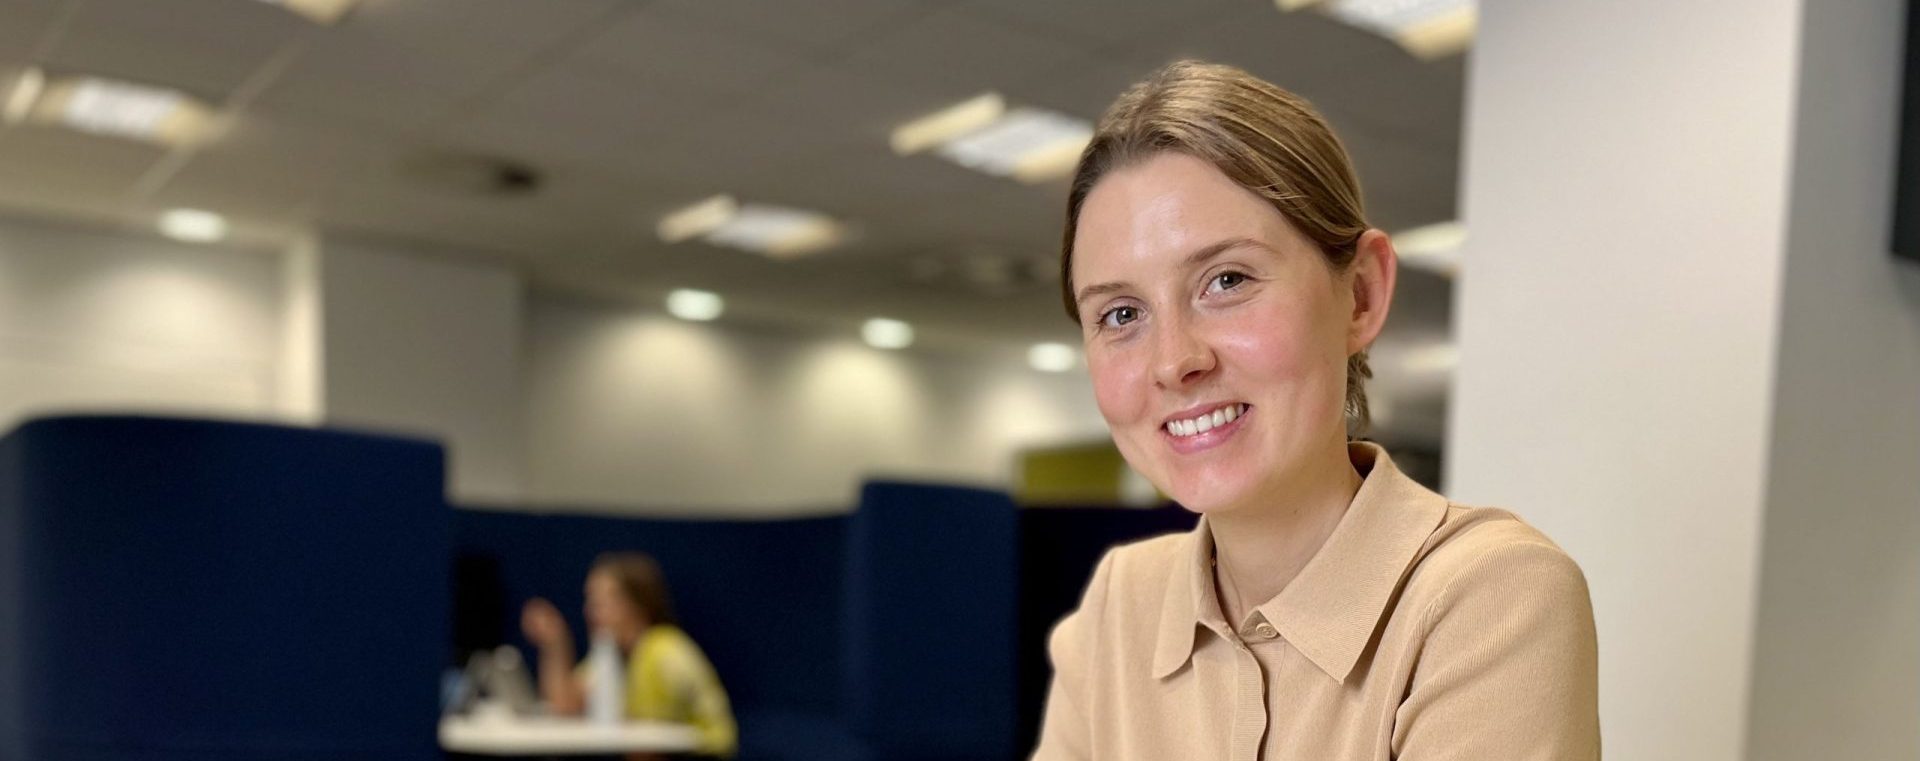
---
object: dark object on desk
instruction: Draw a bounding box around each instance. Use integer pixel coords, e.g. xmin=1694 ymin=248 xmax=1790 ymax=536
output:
xmin=0 ymin=415 xmax=450 ymax=761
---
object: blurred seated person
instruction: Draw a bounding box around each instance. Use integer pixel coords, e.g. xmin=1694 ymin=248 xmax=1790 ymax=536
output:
xmin=521 ymin=552 xmax=738 ymax=759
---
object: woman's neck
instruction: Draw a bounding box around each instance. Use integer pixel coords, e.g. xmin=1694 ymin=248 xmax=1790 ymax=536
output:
xmin=1208 ymin=441 xmax=1364 ymax=628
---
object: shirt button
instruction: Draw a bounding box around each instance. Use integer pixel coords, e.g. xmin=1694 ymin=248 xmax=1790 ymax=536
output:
xmin=1254 ymin=623 xmax=1279 ymax=640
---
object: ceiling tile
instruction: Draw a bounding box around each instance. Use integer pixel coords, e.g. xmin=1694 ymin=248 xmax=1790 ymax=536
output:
xmin=962 ymin=0 xmax=1236 ymax=51
xmin=446 ymin=61 xmax=699 ymax=177
xmin=0 ymin=0 xmax=67 ymax=61
xmin=41 ymin=0 xmax=300 ymax=98
xmin=568 ymin=8 xmax=819 ymax=109
xmin=640 ymin=0 xmax=935 ymax=62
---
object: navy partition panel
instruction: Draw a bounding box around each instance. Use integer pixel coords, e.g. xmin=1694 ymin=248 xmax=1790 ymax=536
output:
xmin=1015 ymin=506 xmax=1197 ymax=754
xmin=843 ymin=481 xmax=1020 ymax=761
xmin=0 ymin=416 xmax=449 ymax=761
xmin=452 ymin=509 xmax=849 ymax=719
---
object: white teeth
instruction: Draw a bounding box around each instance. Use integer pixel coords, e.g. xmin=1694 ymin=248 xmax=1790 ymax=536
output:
xmin=1165 ymin=404 xmax=1246 ymax=438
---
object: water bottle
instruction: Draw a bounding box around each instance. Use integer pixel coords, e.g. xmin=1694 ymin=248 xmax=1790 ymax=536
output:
xmin=586 ymin=632 xmax=625 ymax=725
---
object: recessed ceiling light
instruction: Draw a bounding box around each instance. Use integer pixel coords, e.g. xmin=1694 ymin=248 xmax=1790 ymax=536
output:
xmin=1028 ymin=342 xmax=1078 ymax=373
xmin=25 ymin=75 xmax=212 ymax=145
xmin=1281 ymin=0 xmax=1476 ymax=59
xmin=665 ymin=289 xmax=725 ymax=322
xmin=158 ymin=209 xmax=228 ymax=243
xmin=1393 ymin=220 xmax=1465 ymax=275
xmin=3 ymin=67 xmax=44 ymax=125
xmin=658 ymin=196 xmax=844 ymax=259
xmin=253 ymin=0 xmax=360 ymax=24
xmin=934 ymin=108 xmax=1093 ymax=184
xmin=861 ymin=318 xmax=914 ymax=350
xmin=891 ymin=92 xmax=1006 ymax=155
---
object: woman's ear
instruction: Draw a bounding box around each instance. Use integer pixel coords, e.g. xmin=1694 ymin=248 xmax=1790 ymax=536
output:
xmin=1346 ymin=229 xmax=1398 ymax=354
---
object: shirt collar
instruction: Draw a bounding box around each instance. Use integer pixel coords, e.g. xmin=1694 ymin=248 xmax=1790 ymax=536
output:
xmin=1150 ymin=442 xmax=1450 ymax=683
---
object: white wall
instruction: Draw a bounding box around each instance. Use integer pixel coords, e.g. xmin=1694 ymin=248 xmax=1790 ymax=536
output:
xmin=1454 ymin=0 xmax=1920 ymax=758
xmin=0 ymin=215 xmax=287 ymax=431
xmin=524 ymin=296 xmax=1109 ymax=514
xmin=1745 ymin=1 xmax=1920 ymax=757
xmin=1447 ymin=1 xmax=1801 ymax=758
xmin=277 ymin=235 xmax=323 ymax=424
xmin=318 ymin=238 xmax=526 ymax=504
xmin=0 ymin=214 xmax=1112 ymax=512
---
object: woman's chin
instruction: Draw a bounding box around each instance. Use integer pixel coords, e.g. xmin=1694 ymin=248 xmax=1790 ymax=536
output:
xmin=1165 ymin=478 xmax=1257 ymax=515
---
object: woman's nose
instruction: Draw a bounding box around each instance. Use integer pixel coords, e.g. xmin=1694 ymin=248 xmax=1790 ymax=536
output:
xmin=1150 ymin=319 xmax=1216 ymax=389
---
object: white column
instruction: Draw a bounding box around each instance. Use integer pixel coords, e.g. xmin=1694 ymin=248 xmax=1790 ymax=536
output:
xmin=1449 ymin=0 xmax=1919 ymax=757
xmin=1744 ymin=1 xmax=1920 ymax=758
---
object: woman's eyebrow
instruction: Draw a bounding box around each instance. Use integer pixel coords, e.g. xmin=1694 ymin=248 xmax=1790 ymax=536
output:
xmin=1073 ymin=237 xmax=1270 ymax=308
xmin=1073 ymin=279 xmax=1129 ymax=308
xmin=1183 ymin=236 xmax=1268 ymax=269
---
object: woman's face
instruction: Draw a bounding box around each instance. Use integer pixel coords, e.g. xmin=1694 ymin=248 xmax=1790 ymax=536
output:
xmin=1070 ymin=152 xmax=1389 ymax=514
xmin=584 ymin=570 xmax=647 ymax=648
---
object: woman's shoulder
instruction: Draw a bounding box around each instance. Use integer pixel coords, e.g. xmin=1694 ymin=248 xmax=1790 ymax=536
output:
xmin=1065 ymin=529 xmax=1195 ymax=619
xmin=637 ymin=624 xmax=700 ymax=657
xmin=1403 ymin=504 xmax=1592 ymax=621
xmin=1101 ymin=530 xmax=1193 ymax=587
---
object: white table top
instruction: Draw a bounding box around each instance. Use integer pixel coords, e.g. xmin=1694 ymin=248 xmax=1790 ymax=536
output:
xmin=439 ymin=714 xmax=701 ymax=756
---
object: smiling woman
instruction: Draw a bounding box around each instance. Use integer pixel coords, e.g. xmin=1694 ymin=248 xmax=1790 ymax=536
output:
xmin=1031 ymin=61 xmax=1600 ymax=761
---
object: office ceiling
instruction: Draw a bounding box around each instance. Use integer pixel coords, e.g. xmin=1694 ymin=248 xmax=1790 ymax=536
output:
xmin=0 ymin=0 xmax=1464 ymax=444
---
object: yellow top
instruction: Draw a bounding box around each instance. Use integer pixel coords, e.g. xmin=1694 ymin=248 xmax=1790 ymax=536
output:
xmin=630 ymin=624 xmax=736 ymax=757
xmin=583 ymin=624 xmax=738 ymax=757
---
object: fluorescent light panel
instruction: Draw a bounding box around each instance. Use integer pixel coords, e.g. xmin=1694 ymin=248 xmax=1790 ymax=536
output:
xmin=704 ymin=205 xmax=842 ymax=258
xmin=1028 ymin=342 xmax=1078 ymax=373
xmin=657 ymin=194 xmax=738 ymax=243
xmin=4 ymin=67 xmax=43 ymax=124
xmin=159 ymin=208 xmax=228 ymax=243
xmin=861 ymin=318 xmax=914 ymax=350
xmin=1281 ymin=0 xmax=1476 ymax=59
xmin=13 ymin=74 xmax=212 ymax=145
xmin=1393 ymin=220 xmax=1464 ymax=275
xmin=934 ymin=108 xmax=1092 ymax=184
xmin=891 ymin=92 xmax=1005 ymax=155
xmin=665 ymin=289 xmax=725 ymax=321
xmin=254 ymin=0 xmax=360 ymax=24
xmin=1401 ymin=343 xmax=1458 ymax=374
xmin=894 ymin=95 xmax=1093 ymax=184
xmin=657 ymin=196 xmax=843 ymax=258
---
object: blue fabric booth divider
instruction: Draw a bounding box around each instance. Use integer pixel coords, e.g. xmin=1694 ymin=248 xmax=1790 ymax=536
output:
xmin=842 ymin=481 xmax=1019 ymax=761
xmin=454 ymin=480 xmax=1024 ymax=761
xmin=452 ymin=508 xmax=859 ymax=760
xmin=0 ymin=414 xmax=1194 ymax=761
xmin=0 ymin=415 xmax=449 ymax=761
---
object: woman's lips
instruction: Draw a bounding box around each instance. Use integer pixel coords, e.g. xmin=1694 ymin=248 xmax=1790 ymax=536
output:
xmin=1161 ymin=403 xmax=1250 ymax=454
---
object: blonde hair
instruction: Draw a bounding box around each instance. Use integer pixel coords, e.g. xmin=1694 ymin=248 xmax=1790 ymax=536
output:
xmin=1060 ymin=59 xmax=1376 ymax=434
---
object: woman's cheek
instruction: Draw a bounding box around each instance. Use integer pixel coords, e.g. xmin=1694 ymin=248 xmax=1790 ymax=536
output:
xmin=1087 ymin=350 xmax=1148 ymax=428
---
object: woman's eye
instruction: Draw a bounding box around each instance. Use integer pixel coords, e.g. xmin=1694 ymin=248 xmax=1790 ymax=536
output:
xmin=1206 ymin=271 xmax=1248 ymax=294
xmin=1099 ymin=305 xmax=1140 ymax=328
